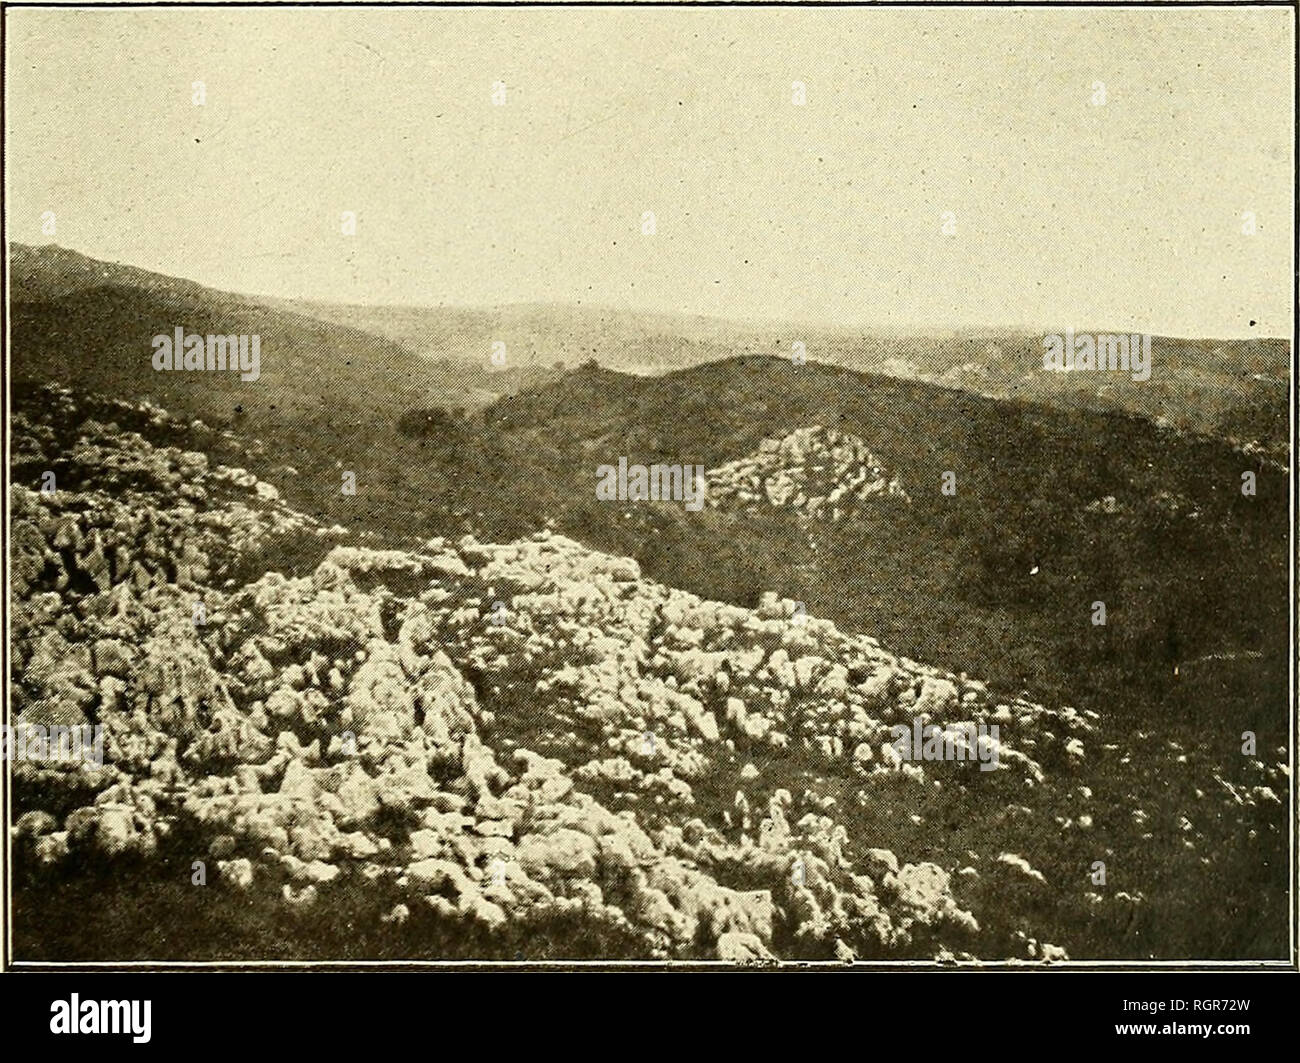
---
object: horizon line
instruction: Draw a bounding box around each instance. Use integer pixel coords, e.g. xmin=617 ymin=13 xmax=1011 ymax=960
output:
xmin=7 ymin=241 xmax=1291 ymax=346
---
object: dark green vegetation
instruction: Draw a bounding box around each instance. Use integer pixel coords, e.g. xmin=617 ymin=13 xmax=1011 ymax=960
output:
xmin=8 ymin=244 xmax=1291 ymax=960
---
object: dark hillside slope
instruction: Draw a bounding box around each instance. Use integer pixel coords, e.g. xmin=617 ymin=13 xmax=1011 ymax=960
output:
xmin=479 ymin=357 xmax=1287 ymax=721
xmin=11 ymin=284 xmax=431 ymax=421
xmin=10 ymin=284 xmax=558 ymax=433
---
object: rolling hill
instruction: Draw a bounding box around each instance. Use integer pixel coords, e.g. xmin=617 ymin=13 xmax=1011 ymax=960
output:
xmin=272 ymin=293 xmax=1290 ymax=464
xmin=12 ymin=243 xmax=1289 ymax=465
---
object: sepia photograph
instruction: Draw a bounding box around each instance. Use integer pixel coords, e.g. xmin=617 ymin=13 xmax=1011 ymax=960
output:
xmin=1 ymin=0 xmax=1295 ymax=1022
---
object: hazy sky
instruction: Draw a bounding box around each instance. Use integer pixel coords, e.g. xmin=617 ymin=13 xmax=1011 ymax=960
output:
xmin=5 ymin=6 xmax=1294 ymax=337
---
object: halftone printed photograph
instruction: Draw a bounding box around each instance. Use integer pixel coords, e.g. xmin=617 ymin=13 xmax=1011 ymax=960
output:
xmin=1 ymin=0 xmax=1295 ymax=1009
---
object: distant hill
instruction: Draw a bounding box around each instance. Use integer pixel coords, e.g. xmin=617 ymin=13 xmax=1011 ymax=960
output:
xmin=258 ymin=297 xmax=790 ymax=376
xmin=12 ymin=243 xmax=1288 ymax=461
xmin=9 ymin=242 xmax=221 ymax=303
xmin=8 ymin=244 xmax=561 ymax=429
xmin=270 ymin=296 xmax=1289 ymax=463
xmin=11 ymin=284 xmax=430 ymax=423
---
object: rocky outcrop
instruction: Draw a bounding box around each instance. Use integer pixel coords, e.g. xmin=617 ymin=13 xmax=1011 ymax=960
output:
xmin=705 ymin=425 xmax=909 ymax=520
